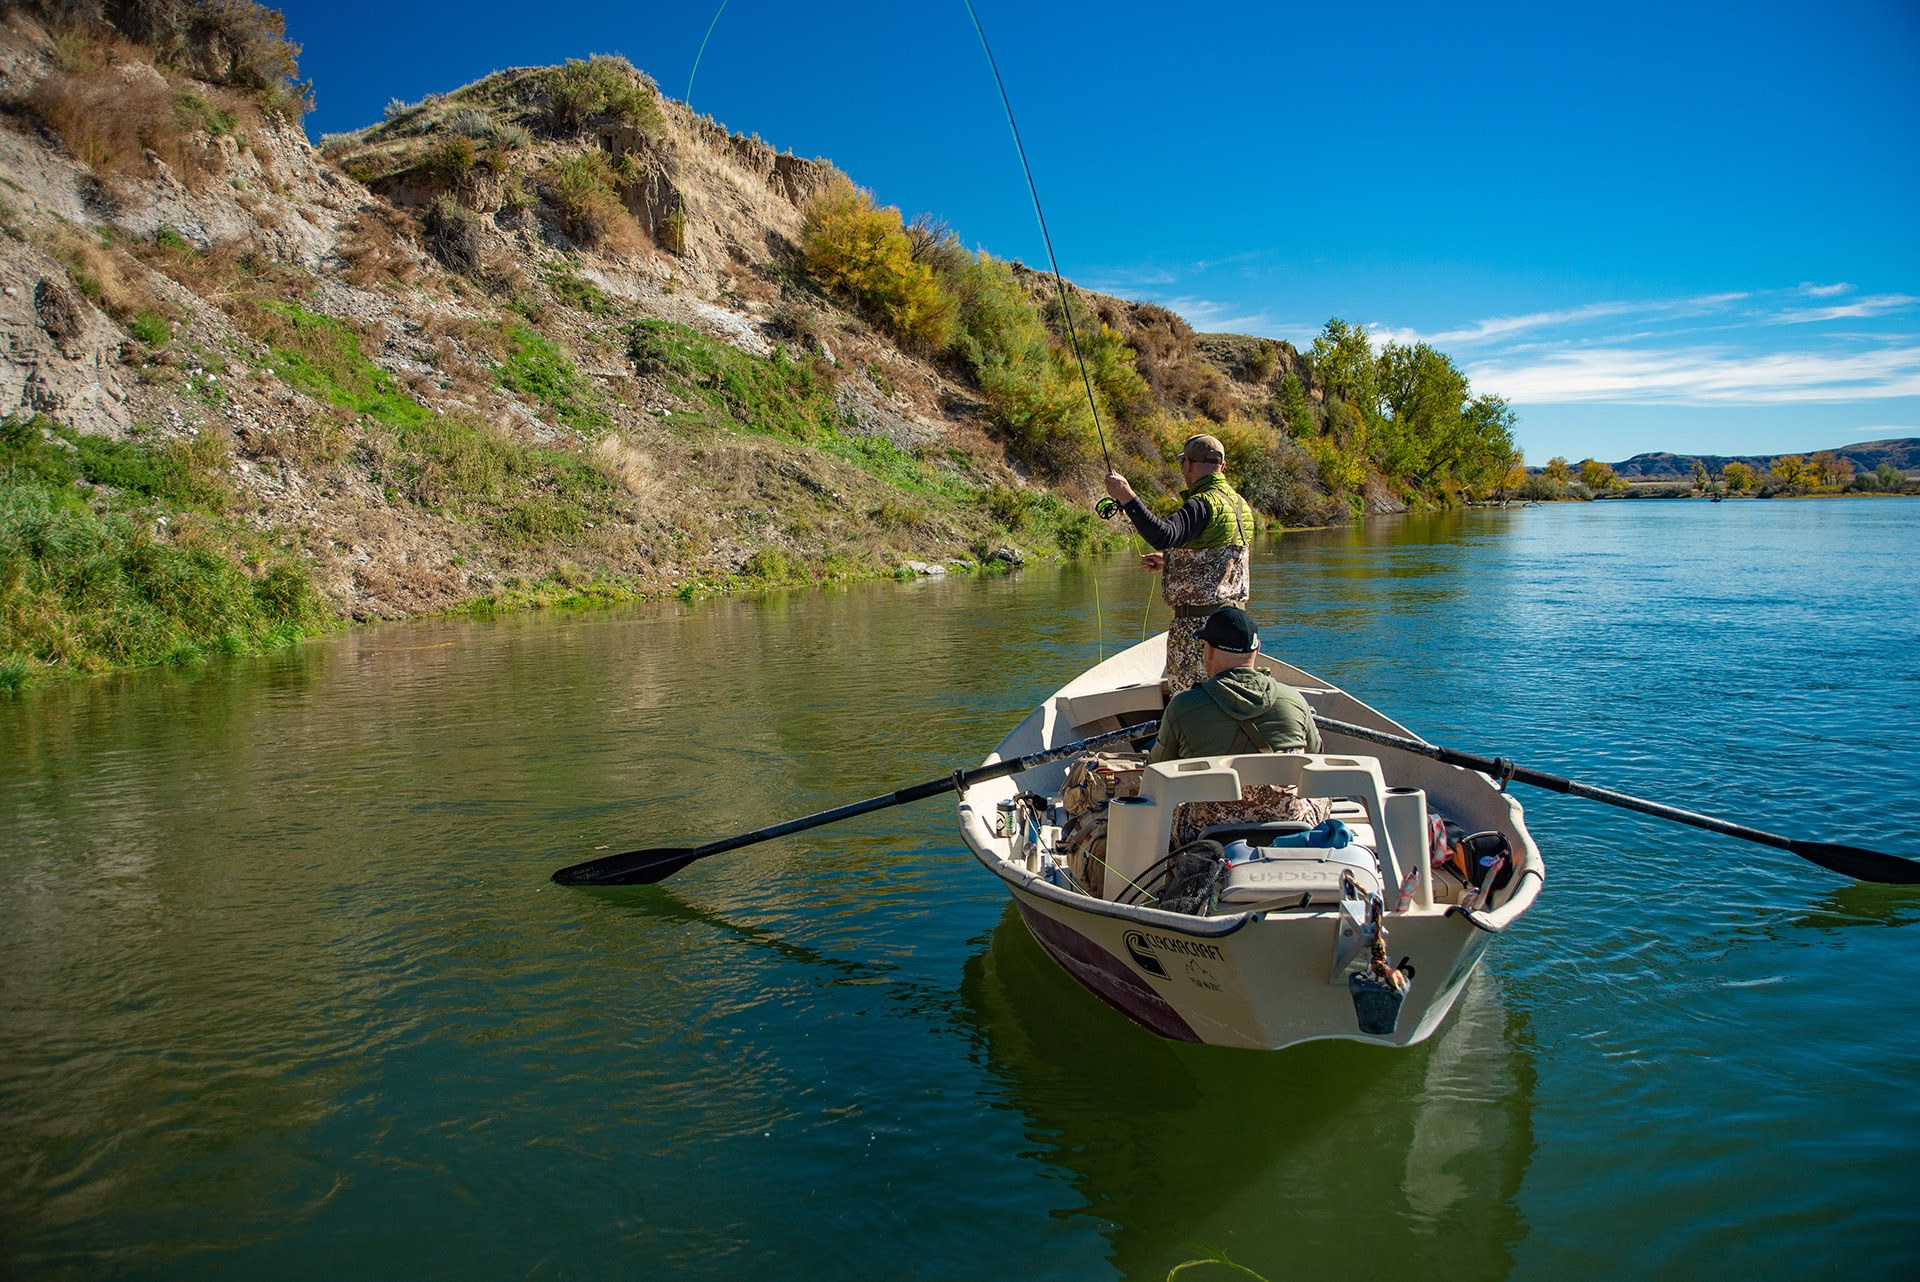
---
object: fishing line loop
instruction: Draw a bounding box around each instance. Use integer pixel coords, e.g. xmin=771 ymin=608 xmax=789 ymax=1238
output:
xmin=962 ymin=0 xmax=1113 ymax=476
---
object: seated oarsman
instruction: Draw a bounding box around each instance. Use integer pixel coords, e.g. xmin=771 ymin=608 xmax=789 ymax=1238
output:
xmin=1149 ymin=605 xmax=1329 ymax=846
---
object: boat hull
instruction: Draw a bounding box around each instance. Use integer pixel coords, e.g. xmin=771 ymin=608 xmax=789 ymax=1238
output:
xmin=956 ymin=635 xmax=1542 ymax=1051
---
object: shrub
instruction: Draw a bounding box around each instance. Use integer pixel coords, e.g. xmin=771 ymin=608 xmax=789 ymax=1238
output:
xmin=127 ymin=309 xmax=171 ymax=347
xmin=738 ymin=547 xmax=793 ymax=584
xmin=29 ymin=0 xmax=313 ymax=116
xmin=1080 ymin=322 xmax=1153 ymax=430
xmin=1214 ymin=413 xmax=1279 ymax=480
xmin=1305 ymin=433 xmax=1366 ymax=494
xmin=335 ymin=205 xmax=421 ymax=288
xmin=544 ymin=152 xmax=643 ymax=254
xmin=21 ymin=59 xmax=205 ymax=182
xmin=445 ymin=107 xmax=497 ymax=139
xmin=423 ymin=194 xmax=488 ymax=276
xmin=983 ymin=483 xmax=1034 ymax=530
xmin=1047 ymin=502 xmax=1100 ymax=557
xmin=1239 ymin=438 xmax=1342 ymax=525
xmin=945 ymin=255 xmax=1094 ymax=476
xmin=541 ymin=55 xmax=663 ymax=136
xmin=905 ymin=213 xmax=968 ymax=277
xmin=174 ymin=90 xmax=238 ymax=138
xmin=800 ymin=179 xmax=954 ymax=351
xmin=44 ymin=225 xmax=155 ymax=320
xmin=656 ymin=206 xmax=686 ymax=255
xmin=423 ymin=135 xmax=477 ymax=185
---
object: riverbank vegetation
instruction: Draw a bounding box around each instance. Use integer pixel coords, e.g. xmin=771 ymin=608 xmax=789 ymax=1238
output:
xmin=1515 ymin=450 xmax=1915 ymax=501
xmin=0 ymin=415 xmax=330 ymax=693
xmin=798 ymin=184 xmax=1521 ymax=523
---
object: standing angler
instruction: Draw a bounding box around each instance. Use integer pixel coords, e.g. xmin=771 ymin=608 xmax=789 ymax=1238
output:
xmin=1104 ymin=433 xmax=1258 ymax=696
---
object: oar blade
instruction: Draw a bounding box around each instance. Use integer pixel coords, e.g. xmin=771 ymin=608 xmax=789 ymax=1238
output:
xmin=551 ymin=847 xmax=705 ymax=887
xmin=1791 ymin=840 xmax=1920 ymax=886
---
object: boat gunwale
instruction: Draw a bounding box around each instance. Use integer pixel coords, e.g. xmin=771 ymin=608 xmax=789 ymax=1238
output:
xmin=959 ymin=634 xmax=1545 ymax=931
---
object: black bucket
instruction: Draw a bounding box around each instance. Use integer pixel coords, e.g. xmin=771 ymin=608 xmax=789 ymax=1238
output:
xmin=1349 ymin=971 xmax=1408 ymax=1036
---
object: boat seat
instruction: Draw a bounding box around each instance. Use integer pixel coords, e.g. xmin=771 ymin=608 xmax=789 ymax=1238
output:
xmin=1055 ymin=682 xmax=1164 ymax=731
xmin=1103 ymin=753 xmax=1405 ymax=904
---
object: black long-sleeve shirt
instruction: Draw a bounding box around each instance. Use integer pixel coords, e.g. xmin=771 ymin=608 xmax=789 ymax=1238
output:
xmin=1121 ymin=495 xmax=1214 ymax=550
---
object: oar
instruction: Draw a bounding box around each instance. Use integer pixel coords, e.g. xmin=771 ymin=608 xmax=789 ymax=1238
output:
xmin=1314 ymin=714 xmax=1920 ymax=885
xmin=551 ymin=720 xmax=1161 ymax=886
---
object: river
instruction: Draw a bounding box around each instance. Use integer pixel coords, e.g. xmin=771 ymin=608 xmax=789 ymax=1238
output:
xmin=2 ymin=498 xmax=1916 ymax=1279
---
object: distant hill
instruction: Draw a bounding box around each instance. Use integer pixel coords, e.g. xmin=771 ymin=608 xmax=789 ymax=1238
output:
xmin=1609 ymin=438 xmax=1920 ymax=480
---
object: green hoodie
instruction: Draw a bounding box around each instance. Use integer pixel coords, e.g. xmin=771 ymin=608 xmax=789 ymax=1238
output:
xmin=1147 ymin=668 xmax=1322 ymax=765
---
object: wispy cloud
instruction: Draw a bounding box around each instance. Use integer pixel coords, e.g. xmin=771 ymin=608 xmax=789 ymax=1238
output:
xmin=1080 ymin=265 xmax=1179 ymax=292
xmin=1150 ymin=295 xmax=1284 ymax=335
xmin=1371 ymin=293 xmax=1752 ymax=350
xmin=1798 ymin=281 xmax=1853 ymax=297
xmin=1467 ymin=344 xmax=1920 ymax=406
xmin=1771 ymin=293 xmax=1919 ymax=324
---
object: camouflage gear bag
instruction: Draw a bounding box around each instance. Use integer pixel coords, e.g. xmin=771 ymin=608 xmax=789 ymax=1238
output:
xmin=1171 ymin=784 xmax=1332 ymax=849
xmin=1058 ymin=750 xmax=1147 ymax=897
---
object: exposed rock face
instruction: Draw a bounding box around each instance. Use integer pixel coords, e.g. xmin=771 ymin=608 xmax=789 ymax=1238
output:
xmin=31 ymin=276 xmax=80 ymax=349
xmin=1 ymin=259 xmax=129 ymax=434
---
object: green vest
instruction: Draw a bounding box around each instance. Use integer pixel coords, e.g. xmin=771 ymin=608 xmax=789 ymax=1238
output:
xmin=1183 ymin=473 xmax=1254 ymax=549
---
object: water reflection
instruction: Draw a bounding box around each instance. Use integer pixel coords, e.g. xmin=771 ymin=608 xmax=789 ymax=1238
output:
xmin=956 ymin=906 xmax=1536 ymax=1281
xmin=1773 ymin=883 xmax=1920 ymax=935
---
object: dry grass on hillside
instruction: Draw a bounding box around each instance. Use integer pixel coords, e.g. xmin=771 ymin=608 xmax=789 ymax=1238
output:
xmin=10 ymin=34 xmax=237 ymax=189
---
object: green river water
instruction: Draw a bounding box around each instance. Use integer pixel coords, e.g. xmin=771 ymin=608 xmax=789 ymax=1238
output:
xmin=3 ymin=499 xmax=1917 ymax=1279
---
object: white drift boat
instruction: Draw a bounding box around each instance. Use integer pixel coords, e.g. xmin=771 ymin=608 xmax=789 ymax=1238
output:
xmin=955 ymin=635 xmax=1545 ymax=1050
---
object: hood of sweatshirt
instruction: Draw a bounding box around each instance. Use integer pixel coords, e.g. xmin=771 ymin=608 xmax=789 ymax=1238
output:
xmin=1203 ymin=668 xmax=1286 ymax=719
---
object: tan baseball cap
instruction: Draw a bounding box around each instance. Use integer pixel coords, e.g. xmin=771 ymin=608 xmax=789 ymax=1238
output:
xmin=1183 ymin=433 xmax=1226 ymax=464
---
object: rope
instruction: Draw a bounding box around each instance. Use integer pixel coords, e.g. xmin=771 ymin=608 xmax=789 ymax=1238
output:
xmin=962 ymin=0 xmax=1113 ymax=474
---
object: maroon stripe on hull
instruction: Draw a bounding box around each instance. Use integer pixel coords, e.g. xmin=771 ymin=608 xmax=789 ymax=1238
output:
xmin=1014 ymin=899 xmax=1202 ymax=1043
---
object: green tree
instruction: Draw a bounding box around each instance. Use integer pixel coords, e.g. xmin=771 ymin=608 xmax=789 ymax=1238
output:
xmin=1277 ymin=373 xmax=1317 ymax=438
xmin=1376 ymin=341 xmax=1468 ymax=482
xmin=1722 ymin=460 xmax=1757 ymax=493
xmin=1579 ymin=458 xmax=1617 ymax=490
xmin=1309 ymin=318 xmax=1378 ymax=416
xmin=1453 ymin=393 xmax=1518 ymax=490
xmin=1691 ymin=459 xmax=1709 ymax=491
xmin=1545 ymin=456 xmax=1571 ymax=484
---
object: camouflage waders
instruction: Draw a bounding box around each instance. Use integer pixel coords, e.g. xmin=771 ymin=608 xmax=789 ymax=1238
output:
xmin=1160 ymin=542 xmax=1251 ymax=696
xmin=1153 ymin=472 xmax=1255 ymax=696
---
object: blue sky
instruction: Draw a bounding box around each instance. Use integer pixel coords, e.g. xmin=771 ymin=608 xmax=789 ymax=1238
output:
xmin=280 ymin=0 xmax=1920 ymax=464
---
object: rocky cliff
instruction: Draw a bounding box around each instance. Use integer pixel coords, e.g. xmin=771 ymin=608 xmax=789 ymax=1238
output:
xmin=1 ymin=4 xmax=1326 ymax=685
